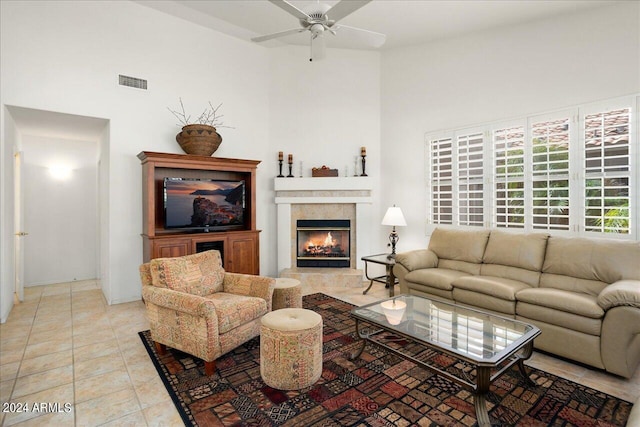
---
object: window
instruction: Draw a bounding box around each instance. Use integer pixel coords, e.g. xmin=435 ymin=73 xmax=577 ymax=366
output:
xmin=426 ymin=95 xmax=638 ymax=238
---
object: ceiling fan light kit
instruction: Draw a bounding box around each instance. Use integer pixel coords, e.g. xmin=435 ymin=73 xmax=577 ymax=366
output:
xmin=251 ymin=0 xmax=386 ymax=61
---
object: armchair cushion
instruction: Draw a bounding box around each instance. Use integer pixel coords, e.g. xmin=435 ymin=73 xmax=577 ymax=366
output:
xmin=206 ymin=293 xmax=268 ymax=334
xmin=149 ymin=250 xmax=225 ymax=296
xmin=224 ymin=273 xmax=276 ymax=311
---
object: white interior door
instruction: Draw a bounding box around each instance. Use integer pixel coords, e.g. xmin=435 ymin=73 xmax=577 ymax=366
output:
xmin=14 ymin=151 xmax=25 ymax=302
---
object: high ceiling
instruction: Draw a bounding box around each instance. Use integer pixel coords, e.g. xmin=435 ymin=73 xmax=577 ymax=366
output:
xmin=138 ymin=0 xmax=617 ymax=50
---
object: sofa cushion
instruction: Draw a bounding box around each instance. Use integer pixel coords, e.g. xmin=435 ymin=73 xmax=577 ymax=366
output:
xmin=428 ymin=228 xmax=490 ymax=264
xmin=438 ymin=259 xmax=482 ymax=276
xmin=542 ymin=236 xmax=640 ymax=284
xmin=516 ymin=304 xmax=602 ymax=336
xmin=206 ymin=292 xmax=268 ymax=334
xmin=516 ymin=288 xmax=604 ymax=319
xmin=480 ymin=264 xmax=541 ymax=287
xmin=405 ymin=268 xmax=470 ymax=291
xmin=149 ymin=250 xmax=225 ymax=296
xmin=539 ymin=273 xmax=607 ymax=297
xmin=453 ymin=289 xmax=518 ymax=315
xmin=483 ymin=230 xmax=549 ymax=271
xmin=452 ymin=276 xmax=531 ymax=301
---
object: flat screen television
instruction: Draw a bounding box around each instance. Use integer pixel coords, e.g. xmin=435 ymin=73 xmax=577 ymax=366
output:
xmin=164 ymin=177 xmax=246 ymax=231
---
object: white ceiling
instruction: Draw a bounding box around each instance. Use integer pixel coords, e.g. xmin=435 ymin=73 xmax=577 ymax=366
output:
xmin=138 ymin=0 xmax=617 ymax=50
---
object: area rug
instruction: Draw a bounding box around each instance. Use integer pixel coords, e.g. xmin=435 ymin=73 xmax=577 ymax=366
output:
xmin=139 ymin=293 xmax=632 ymax=426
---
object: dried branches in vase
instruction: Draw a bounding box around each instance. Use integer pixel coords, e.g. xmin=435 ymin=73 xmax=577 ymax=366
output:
xmin=168 ymin=98 xmax=234 ymax=129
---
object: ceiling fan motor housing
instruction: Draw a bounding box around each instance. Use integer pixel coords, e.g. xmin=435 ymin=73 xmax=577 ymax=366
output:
xmin=310 ymin=23 xmax=325 ymax=36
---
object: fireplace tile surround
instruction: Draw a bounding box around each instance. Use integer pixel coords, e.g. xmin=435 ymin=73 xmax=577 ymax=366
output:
xmin=275 ymin=177 xmax=373 ymax=287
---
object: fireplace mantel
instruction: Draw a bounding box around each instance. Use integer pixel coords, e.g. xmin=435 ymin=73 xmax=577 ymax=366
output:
xmin=274 ymin=177 xmax=373 ymax=275
xmin=274 ymin=177 xmax=373 ymax=192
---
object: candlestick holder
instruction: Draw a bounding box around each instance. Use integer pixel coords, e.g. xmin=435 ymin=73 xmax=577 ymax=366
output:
xmin=360 ymin=154 xmax=368 ymax=176
xmin=277 ymin=159 xmax=284 ymax=177
xmin=287 ymin=162 xmax=294 ymax=178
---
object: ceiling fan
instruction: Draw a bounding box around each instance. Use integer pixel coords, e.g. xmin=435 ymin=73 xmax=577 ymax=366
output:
xmin=251 ymin=0 xmax=386 ymax=61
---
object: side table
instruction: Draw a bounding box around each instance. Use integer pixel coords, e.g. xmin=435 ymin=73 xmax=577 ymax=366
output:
xmin=361 ymin=253 xmax=397 ymax=297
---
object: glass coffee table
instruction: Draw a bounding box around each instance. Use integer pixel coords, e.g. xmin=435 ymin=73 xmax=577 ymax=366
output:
xmin=350 ymin=295 xmax=541 ymax=427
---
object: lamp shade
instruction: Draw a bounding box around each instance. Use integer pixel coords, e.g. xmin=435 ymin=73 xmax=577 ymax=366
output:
xmin=380 ymin=299 xmax=407 ymax=325
xmin=381 ymin=206 xmax=407 ymax=227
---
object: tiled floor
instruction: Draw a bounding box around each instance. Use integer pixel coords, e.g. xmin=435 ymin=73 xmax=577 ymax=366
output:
xmin=1 ymin=280 xmax=638 ymax=426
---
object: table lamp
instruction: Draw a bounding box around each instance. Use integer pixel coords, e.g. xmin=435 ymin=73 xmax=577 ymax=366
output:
xmin=381 ymin=205 xmax=407 ymax=258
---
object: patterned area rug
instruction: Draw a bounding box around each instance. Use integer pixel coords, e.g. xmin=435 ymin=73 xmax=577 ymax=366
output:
xmin=138 ymin=293 xmax=632 ymax=426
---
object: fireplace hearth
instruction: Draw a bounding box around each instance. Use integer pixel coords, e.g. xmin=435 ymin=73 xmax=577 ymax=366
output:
xmin=297 ymin=219 xmax=350 ymax=268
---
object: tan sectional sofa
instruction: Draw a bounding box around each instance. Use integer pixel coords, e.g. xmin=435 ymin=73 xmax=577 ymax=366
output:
xmin=394 ymin=228 xmax=640 ymax=379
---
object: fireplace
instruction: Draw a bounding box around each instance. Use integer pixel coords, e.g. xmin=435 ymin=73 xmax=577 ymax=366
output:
xmin=297 ymin=219 xmax=350 ymax=268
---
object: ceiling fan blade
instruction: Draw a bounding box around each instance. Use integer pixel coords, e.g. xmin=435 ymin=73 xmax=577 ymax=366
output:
xmin=251 ymin=28 xmax=306 ymax=43
xmin=268 ymin=0 xmax=310 ymax=21
xmin=333 ymin=24 xmax=386 ymax=48
xmin=310 ymin=33 xmax=326 ymax=62
xmin=325 ymin=0 xmax=371 ymax=23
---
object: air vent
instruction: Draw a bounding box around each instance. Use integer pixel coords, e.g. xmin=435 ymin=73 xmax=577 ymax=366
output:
xmin=118 ymin=74 xmax=147 ymax=90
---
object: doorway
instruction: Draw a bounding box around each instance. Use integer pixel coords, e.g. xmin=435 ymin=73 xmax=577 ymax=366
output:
xmin=7 ymin=106 xmax=108 ymax=299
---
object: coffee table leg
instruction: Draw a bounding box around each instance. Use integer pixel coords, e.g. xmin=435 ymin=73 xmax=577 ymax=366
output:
xmin=474 ymin=366 xmax=492 ymax=427
xmin=350 ymin=340 xmax=366 ymax=360
xmin=517 ymin=342 xmax=536 ymax=386
xmin=349 ymin=318 xmax=367 ymax=360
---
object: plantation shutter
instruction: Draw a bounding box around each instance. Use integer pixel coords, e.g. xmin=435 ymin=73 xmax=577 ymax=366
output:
xmin=494 ymin=126 xmax=525 ymax=228
xmin=457 ymin=133 xmax=484 ymax=227
xmin=584 ymin=107 xmax=631 ymax=234
xmin=430 ymin=137 xmax=453 ymax=224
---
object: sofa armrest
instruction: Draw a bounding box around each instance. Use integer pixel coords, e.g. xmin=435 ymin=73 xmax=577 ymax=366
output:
xmin=142 ymin=285 xmax=217 ymax=319
xmin=597 ymin=280 xmax=640 ymax=310
xmin=223 ymin=273 xmax=276 ymax=311
xmin=395 ymin=249 xmax=439 ymax=272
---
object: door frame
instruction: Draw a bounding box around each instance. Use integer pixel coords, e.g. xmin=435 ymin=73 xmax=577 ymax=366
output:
xmin=13 ymin=151 xmax=24 ymax=302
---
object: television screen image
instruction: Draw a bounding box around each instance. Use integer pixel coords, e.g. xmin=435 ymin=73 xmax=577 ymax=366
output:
xmin=164 ymin=178 xmax=245 ymax=230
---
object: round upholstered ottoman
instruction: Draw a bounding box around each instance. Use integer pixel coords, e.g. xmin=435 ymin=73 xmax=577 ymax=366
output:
xmin=272 ymin=278 xmax=303 ymax=310
xmin=260 ymin=308 xmax=323 ymax=390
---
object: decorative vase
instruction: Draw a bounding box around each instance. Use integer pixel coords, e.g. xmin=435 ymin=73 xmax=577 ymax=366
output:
xmin=176 ymin=124 xmax=222 ymax=156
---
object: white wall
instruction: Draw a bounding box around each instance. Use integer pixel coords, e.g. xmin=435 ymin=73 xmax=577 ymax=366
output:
xmin=0 ymin=108 xmax=18 ymax=322
xmin=0 ymin=1 xmax=382 ymax=311
xmin=22 ymin=136 xmax=98 ymax=286
xmin=380 ymin=2 xmax=640 ymax=251
xmin=98 ymin=125 xmax=111 ymax=303
xmin=0 ymin=0 xmax=270 ymax=305
xmin=266 ymin=46 xmax=382 ymax=264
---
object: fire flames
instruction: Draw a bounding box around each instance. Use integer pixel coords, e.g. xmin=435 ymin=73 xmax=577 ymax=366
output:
xmin=303 ymin=232 xmax=342 ymax=256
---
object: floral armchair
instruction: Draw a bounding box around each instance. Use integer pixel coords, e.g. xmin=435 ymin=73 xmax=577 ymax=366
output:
xmin=139 ymin=250 xmax=275 ymax=375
